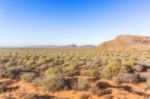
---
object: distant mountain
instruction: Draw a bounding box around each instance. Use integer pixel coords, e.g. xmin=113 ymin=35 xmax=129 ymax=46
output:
xmin=28 ymin=44 xmax=95 ymax=48
xmin=97 ymin=35 xmax=150 ymax=50
xmin=79 ymin=45 xmax=96 ymax=48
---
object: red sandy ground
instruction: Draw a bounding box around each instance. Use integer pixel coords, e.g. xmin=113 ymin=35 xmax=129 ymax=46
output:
xmin=0 ymin=79 xmax=150 ymax=99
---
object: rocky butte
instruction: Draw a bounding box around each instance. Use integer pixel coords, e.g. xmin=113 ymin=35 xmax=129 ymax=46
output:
xmin=98 ymin=35 xmax=150 ymax=50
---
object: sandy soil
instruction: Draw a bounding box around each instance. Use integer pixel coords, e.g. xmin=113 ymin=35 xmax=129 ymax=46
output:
xmin=0 ymin=79 xmax=150 ymax=99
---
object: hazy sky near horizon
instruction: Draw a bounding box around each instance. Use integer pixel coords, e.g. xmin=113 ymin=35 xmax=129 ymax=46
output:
xmin=0 ymin=0 xmax=150 ymax=47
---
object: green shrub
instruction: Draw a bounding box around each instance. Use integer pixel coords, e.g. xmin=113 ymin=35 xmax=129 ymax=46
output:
xmin=34 ymin=67 xmax=65 ymax=91
xmin=26 ymin=60 xmax=35 ymax=66
xmin=5 ymin=62 xmax=16 ymax=68
xmin=41 ymin=73 xmax=65 ymax=91
xmin=103 ymin=61 xmax=121 ymax=79
xmin=64 ymin=65 xmax=79 ymax=76
xmin=122 ymin=59 xmax=135 ymax=66
xmin=45 ymin=67 xmax=61 ymax=76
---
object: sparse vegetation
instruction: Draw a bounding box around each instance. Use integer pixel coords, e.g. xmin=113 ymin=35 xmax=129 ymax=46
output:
xmin=0 ymin=47 xmax=150 ymax=98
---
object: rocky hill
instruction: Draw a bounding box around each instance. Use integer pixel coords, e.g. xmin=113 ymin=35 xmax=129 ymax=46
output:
xmin=98 ymin=35 xmax=150 ymax=50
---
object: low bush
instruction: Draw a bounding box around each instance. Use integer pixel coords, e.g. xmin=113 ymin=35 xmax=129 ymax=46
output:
xmin=94 ymin=81 xmax=111 ymax=90
xmin=0 ymin=84 xmax=7 ymax=93
xmin=63 ymin=78 xmax=78 ymax=90
xmin=76 ymin=79 xmax=89 ymax=91
xmin=121 ymin=65 xmax=133 ymax=73
xmin=41 ymin=73 xmax=65 ymax=91
xmin=132 ymin=64 xmax=147 ymax=72
xmin=103 ymin=61 xmax=121 ymax=79
xmin=81 ymin=69 xmax=100 ymax=79
xmin=45 ymin=67 xmax=61 ymax=76
xmin=20 ymin=72 xmax=37 ymax=83
xmin=122 ymin=59 xmax=135 ymax=66
xmin=4 ymin=62 xmax=16 ymax=68
xmin=113 ymin=73 xmax=140 ymax=84
xmin=5 ymin=67 xmax=23 ymax=79
xmin=26 ymin=60 xmax=35 ymax=66
xmin=34 ymin=67 xmax=65 ymax=91
xmin=0 ymin=69 xmax=6 ymax=78
xmin=36 ymin=64 xmax=49 ymax=72
xmin=64 ymin=65 xmax=79 ymax=76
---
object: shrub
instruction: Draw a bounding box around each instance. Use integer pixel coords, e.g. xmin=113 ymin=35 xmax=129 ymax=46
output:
xmin=91 ymin=81 xmax=111 ymax=96
xmin=82 ymin=69 xmax=100 ymax=79
xmin=45 ymin=67 xmax=61 ymax=76
xmin=4 ymin=62 xmax=16 ymax=68
xmin=20 ymin=72 xmax=37 ymax=83
xmin=103 ymin=61 xmax=121 ymax=79
xmin=121 ymin=65 xmax=133 ymax=73
xmin=122 ymin=59 xmax=135 ymax=66
xmin=64 ymin=65 xmax=79 ymax=76
xmin=113 ymin=73 xmax=140 ymax=84
xmin=33 ymin=77 xmax=43 ymax=86
xmin=26 ymin=60 xmax=35 ymax=66
xmin=76 ymin=79 xmax=89 ymax=91
xmin=132 ymin=64 xmax=147 ymax=72
xmin=88 ymin=69 xmax=100 ymax=78
xmin=34 ymin=68 xmax=65 ymax=91
xmin=63 ymin=78 xmax=78 ymax=90
xmin=36 ymin=64 xmax=49 ymax=72
xmin=0 ymin=69 xmax=6 ymax=78
xmin=94 ymin=81 xmax=111 ymax=90
xmin=37 ymin=57 xmax=47 ymax=64
xmin=5 ymin=67 xmax=23 ymax=79
xmin=41 ymin=73 xmax=65 ymax=91
xmin=64 ymin=78 xmax=89 ymax=91
xmin=0 ymin=84 xmax=7 ymax=93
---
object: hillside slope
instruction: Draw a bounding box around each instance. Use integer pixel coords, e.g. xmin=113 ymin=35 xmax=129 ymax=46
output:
xmin=98 ymin=35 xmax=150 ymax=50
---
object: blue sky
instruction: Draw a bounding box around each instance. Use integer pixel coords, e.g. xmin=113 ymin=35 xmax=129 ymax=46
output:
xmin=0 ymin=0 xmax=150 ymax=47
